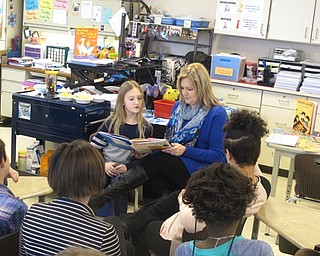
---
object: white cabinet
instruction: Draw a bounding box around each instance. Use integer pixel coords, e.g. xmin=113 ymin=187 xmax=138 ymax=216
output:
xmin=214 ymin=0 xmax=271 ymax=39
xmin=267 ymin=0 xmax=316 ymax=43
xmin=212 ymin=83 xmax=262 ymax=112
xmin=259 ymin=91 xmax=306 ymax=168
xmin=311 ymin=2 xmax=320 ymax=44
xmin=1 ymin=66 xmax=32 ymax=117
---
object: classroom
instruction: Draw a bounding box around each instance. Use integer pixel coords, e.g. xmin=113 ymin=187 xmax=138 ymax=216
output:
xmin=0 ymin=0 xmax=320 ymax=255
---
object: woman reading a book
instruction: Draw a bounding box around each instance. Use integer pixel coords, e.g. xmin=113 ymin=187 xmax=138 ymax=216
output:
xmin=89 ymin=63 xmax=228 ymax=209
xmin=90 ymin=80 xmax=153 ymax=215
xmin=118 ymin=109 xmax=270 ymax=256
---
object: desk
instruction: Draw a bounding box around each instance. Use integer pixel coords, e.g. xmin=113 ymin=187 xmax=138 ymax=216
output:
xmin=8 ymin=176 xmax=53 ymax=202
xmin=252 ymin=197 xmax=320 ymax=249
xmin=267 ymin=142 xmax=319 ymax=200
xmin=11 ymin=92 xmax=110 ymax=168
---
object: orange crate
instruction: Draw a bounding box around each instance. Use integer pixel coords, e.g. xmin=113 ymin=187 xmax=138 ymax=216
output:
xmin=154 ymin=99 xmax=175 ymax=119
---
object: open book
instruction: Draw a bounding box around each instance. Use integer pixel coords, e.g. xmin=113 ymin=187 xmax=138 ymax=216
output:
xmin=98 ymin=131 xmax=172 ymax=154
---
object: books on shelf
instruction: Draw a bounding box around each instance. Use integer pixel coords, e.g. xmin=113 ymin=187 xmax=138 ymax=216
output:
xmin=98 ymin=131 xmax=172 ymax=154
xmin=293 ymin=98 xmax=318 ymax=135
xmin=265 ymin=133 xmax=300 ymax=147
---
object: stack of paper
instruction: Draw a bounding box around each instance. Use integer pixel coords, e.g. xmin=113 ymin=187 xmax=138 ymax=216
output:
xmin=266 ymin=133 xmax=300 ymax=147
xmin=300 ymin=77 xmax=320 ymax=94
xmin=274 ymin=71 xmax=302 ymax=91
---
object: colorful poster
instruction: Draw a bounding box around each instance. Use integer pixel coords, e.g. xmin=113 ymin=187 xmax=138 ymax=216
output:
xmin=25 ymin=10 xmax=38 ymax=21
xmin=215 ymin=0 xmax=265 ymax=34
xmin=54 ymin=0 xmax=68 ymax=10
xmin=39 ymin=0 xmax=53 ymax=20
xmin=74 ymin=27 xmax=98 ymax=58
xmin=25 ymin=0 xmax=39 ymax=11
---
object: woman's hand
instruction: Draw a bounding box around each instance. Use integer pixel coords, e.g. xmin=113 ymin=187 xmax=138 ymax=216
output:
xmin=162 ymin=143 xmax=186 ymax=157
xmin=114 ymin=164 xmax=127 ymax=174
xmin=8 ymin=168 xmax=19 ymax=183
xmin=131 ymin=149 xmax=147 ymax=159
xmin=105 ymin=162 xmax=120 ymax=177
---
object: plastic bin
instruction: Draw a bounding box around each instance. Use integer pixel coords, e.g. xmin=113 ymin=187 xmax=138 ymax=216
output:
xmin=162 ymin=17 xmax=176 ymax=25
xmin=154 ymin=100 xmax=175 ymax=119
xmin=210 ymin=54 xmax=246 ymax=82
xmin=175 ymin=18 xmax=210 ymax=28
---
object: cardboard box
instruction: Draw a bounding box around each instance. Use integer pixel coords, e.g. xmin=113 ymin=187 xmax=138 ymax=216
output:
xmin=210 ymin=54 xmax=246 ymax=82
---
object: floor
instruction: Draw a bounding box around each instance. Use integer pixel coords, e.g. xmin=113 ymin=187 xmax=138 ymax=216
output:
xmin=1 ymin=126 xmax=314 ymax=256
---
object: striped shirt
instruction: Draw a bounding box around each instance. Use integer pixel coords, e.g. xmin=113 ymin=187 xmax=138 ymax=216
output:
xmin=19 ymin=197 xmax=121 ymax=256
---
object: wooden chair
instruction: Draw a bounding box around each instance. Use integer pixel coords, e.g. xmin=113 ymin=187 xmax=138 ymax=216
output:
xmin=0 ymin=231 xmax=20 ymax=256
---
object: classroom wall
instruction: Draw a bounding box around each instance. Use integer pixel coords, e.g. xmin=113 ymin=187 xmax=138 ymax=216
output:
xmin=144 ymin=0 xmax=320 ymax=63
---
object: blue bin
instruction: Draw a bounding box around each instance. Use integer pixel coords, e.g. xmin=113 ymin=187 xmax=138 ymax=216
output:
xmin=175 ymin=18 xmax=210 ymax=28
xmin=161 ymin=17 xmax=176 ymax=25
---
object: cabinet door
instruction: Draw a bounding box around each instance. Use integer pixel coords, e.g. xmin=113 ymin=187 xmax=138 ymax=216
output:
xmin=212 ymin=83 xmax=262 ymax=109
xmin=1 ymin=92 xmax=13 ymax=117
xmin=311 ymin=2 xmax=320 ymax=44
xmin=267 ymin=0 xmax=315 ymax=43
xmin=259 ymin=106 xmax=296 ymax=169
xmin=215 ymin=0 xmax=271 ymax=39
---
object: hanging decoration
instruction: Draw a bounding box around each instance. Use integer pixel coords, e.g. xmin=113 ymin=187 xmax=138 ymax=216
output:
xmin=8 ymin=12 xmax=17 ymax=28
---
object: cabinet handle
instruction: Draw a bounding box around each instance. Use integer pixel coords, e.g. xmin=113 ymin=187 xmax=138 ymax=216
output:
xmin=260 ymin=23 xmax=264 ymax=36
xmin=227 ymin=94 xmax=239 ymax=99
xmin=275 ymin=122 xmax=287 ymax=127
xmin=278 ymin=99 xmax=289 ymax=105
xmin=305 ymin=27 xmax=308 ymax=38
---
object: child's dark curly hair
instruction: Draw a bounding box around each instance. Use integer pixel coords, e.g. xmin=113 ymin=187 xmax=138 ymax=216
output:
xmin=182 ymin=162 xmax=257 ymax=224
xmin=223 ymin=109 xmax=268 ymax=167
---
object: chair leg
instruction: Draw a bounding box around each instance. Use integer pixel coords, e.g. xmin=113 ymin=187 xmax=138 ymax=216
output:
xmin=134 ymin=188 xmax=139 ymax=212
xmin=251 ymin=216 xmax=260 ymax=239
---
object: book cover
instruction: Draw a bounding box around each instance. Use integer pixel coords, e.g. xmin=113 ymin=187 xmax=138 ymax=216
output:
xmin=74 ymin=27 xmax=98 ymax=58
xmin=293 ymin=98 xmax=318 ymax=135
xmin=98 ymin=131 xmax=171 ymax=154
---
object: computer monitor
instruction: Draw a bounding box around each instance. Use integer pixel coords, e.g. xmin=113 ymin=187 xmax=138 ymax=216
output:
xmin=141 ymin=33 xmax=151 ymax=58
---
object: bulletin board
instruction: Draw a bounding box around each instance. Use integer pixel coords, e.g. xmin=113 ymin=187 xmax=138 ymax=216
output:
xmin=69 ymin=0 xmax=121 ymax=34
xmin=23 ymin=0 xmax=69 ymax=28
xmin=23 ymin=0 xmax=123 ymax=34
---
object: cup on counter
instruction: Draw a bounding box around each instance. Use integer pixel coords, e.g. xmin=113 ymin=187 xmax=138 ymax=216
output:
xmin=45 ymin=70 xmax=58 ymax=97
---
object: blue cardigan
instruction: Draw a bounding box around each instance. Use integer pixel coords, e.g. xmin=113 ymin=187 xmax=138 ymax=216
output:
xmin=171 ymin=102 xmax=227 ymax=175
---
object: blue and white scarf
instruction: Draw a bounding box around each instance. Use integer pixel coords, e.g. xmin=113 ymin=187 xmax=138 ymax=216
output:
xmin=165 ymin=103 xmax=209 ymax=147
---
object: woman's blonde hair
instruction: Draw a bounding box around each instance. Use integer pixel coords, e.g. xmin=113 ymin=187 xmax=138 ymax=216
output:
xmin=107 ymin=80 xmax=150 ymax=137
xmin=177 ymin=63 xmax=220 ymax=109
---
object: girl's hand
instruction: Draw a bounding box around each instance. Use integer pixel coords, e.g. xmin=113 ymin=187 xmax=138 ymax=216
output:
xmin=131 ymin=149 xmax=147 ymax=159
xmin=8 ymin=168 xmax=19 ymax=183
xmin=105 ymin=162 xmax=120 ymax=177
xmin=115 ymin=164 xmax=127 ymax=174
xmin=162 ymin=143 xmax=186 ymax=157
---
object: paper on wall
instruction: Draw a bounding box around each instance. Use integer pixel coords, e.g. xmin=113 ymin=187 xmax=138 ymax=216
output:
xmin=109 ymin=7 xmax=129 ymax=37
